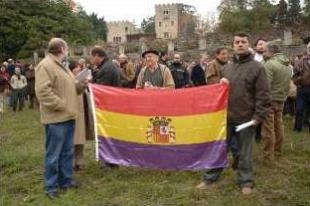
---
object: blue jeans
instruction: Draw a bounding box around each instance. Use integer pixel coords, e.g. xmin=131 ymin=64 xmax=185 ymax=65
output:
xmin=44 ymin=120 xmax=75 ymax=193
xmin=294 ymin=87 xmax=310 ymax=131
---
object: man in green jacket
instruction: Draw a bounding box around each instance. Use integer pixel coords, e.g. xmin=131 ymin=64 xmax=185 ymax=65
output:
xmin=261 ymin=42 xmax=292 ymax=162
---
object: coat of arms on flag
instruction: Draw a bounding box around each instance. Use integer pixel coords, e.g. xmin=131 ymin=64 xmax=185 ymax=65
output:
xmin=146 ymin=116 xmax=176 ymax=144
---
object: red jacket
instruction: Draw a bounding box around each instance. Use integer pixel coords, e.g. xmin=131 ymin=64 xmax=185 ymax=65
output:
xmin=0 ymin=71 xmax=9 ymax=93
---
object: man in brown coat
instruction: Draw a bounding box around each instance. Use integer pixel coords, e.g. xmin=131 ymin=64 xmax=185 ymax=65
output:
xmin=197 ymin=33 xmax=271 ymax=195
xmin=205 ymin=47 xmax=229 ymax=84
xmin=118 ymin=54 xmax=135 ymax=88
xmin=35 ymin=38 xmax=88 ymax=199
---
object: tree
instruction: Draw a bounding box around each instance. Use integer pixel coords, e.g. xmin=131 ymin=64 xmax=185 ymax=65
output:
xmin=305 ymin=0 xmax=310 ymax=14
xmin=218 ymin=0 xmax=275 ymax=33
xmin=237 ymin=0 xmax=248 ymax=10
xmin=218 ymin=0 xmax=248 ymax=12
xmin=302 ymin=0 xmax=310 ymax=28
xmin=249 ymin=0 xmax=275 ymax=31
xmin=85 ymin=13 xmax=108 ymax=41
xmin=0 ymin=0 xmax=107 ymax=61
xmin=141 ymin=17 xmax=155 ymax=34
xmin=273 ymin=0 xmax=288 ymax=28
xmin=287 ymin=0 xmax=302 ymax=25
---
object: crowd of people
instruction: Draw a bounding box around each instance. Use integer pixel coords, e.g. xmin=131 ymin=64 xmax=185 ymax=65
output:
xmin=0 ymin=60 xmax=36 ymax=112
xmin=1 ymin=34 xmax=309 ymax=199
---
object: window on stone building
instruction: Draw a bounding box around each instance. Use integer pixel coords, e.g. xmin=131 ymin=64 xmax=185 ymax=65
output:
xmin=113 ymin=36 xmax=122 ymax=43
xmin=125 ymin=27 xmax=128 ymax=33
xmin=159 ymin=22 xmax=162 ymax=27
xmin=164 ymin=32 xmax=169 ymax=38
xmin=171 ymin=21 xmax=174 ymax=26
xmin=164 ymin=10 xmax=169 ymax=15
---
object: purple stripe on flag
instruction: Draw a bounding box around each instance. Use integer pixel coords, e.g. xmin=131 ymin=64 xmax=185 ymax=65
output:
xmin=98 ymin=136 xmax=228 ymax=170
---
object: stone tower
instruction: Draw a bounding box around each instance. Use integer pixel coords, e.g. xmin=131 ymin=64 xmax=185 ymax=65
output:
xmin=155 ymin=3 xmax=196 ymax=40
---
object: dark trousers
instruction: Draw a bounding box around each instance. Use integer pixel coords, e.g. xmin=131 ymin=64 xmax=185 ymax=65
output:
xmin=203 ymin=123 xmax=255 ymax=188
xmin=294 ymin=87 xmax=310 ymax=132
xmin=28 ymin=93 xmax=37 ymax=108
xmin=283 ymin=97 xmax=296 ymax=117
xmin=12 ymin=89 xmax=24 ymax=111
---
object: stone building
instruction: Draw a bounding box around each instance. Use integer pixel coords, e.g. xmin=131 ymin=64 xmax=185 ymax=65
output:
xmin=107 ymin=21 xmax=139 ymax=43
xmin=155 ymin=3 xmax=196 ymax=40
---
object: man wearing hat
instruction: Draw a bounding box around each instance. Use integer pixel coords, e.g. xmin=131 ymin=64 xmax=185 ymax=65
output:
xmin=136 ymin=50 xmax=175 ymax=89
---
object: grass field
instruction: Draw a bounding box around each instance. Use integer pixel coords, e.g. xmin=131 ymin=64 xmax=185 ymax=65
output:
xmin=0 ymin=107 xmax=310 ymax=206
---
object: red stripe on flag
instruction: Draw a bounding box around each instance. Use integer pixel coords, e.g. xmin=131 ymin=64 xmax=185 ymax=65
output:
xmin=91 ymin=84 xmax=228 ymax=116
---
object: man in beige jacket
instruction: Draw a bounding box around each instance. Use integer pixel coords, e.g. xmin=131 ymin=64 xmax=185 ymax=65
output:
xmin=35 ymin=38 xmax=87 ymax=199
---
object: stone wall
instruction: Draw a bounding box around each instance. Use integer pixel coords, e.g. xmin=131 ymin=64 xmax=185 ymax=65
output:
xmin=107 ymin=21 xmax=139 ymax=43
xmin=69 ymin=31 xmax=308 ymax=61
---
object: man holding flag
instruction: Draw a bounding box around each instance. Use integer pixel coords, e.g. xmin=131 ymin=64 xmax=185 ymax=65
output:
xmin=197 ymin=33 xmax=271 ymax=195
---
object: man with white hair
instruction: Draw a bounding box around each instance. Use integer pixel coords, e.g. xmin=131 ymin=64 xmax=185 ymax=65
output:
xmin=35 ymin=38 xmax=88 ymax=199
xmin=10 ymin=67 xmax=27 ymax=111
xmin=261 ymin=42 xmax=292 ymax=161
xmin=78 ymin=58 xmax=86 ymax=69
xmin=136 ymin=49 xmax=175 ymax=89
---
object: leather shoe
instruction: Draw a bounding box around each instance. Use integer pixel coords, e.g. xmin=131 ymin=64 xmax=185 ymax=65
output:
xmin=60 ymin=181 xmax=79 ymax=190
xmin=46 ymin=191 xmax=58 ymax=200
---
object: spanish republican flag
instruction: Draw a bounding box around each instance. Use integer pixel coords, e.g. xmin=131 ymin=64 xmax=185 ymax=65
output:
xmin=90 ymin=84 xmax=228 ymax=170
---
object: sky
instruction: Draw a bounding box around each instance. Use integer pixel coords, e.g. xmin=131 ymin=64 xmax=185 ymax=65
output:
xmin=76 ymin=0 xmax=220 ymax=25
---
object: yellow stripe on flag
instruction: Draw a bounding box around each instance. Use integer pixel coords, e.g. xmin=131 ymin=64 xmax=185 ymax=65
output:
xmin=96 ymin=108 xmax=227 ymax=145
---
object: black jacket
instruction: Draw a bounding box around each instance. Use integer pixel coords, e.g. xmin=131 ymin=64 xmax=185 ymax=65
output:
xmin=191 ymin=64 xmax=206 ymax=86
xmin=169 ymin=62 xmax=189 ymax=88
xmin=93 ymin=59 xmax=120 ymax=87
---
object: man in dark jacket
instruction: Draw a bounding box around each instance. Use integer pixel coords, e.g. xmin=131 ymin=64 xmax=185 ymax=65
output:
xmin=25 ymin=64 xmax=36 ymax=108
xmin=169 ymin=54 xmax=189 ymax=88
xmin=191 ymin=54 xmax=208 ymax=86
xmin=293 ymin=42 xmax=310 ymax=132
xmin=197 ymin=33 xmax=271 ymax=195
xmin=159 ymin=51 xmax=170 ymax=67
xmin=90 ymin=46 xmax=120 ymax=87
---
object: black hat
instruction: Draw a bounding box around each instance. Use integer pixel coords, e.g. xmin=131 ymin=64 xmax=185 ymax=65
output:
xmin=142 ymin=50 xmax=159 ymax=58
